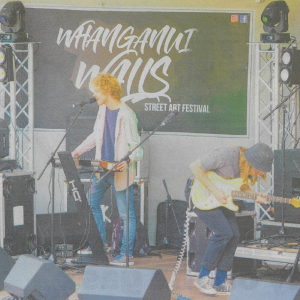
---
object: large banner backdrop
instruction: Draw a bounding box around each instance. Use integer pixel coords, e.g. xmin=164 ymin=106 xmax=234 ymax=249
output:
xmin=26 ymin=8 xmax=251 ymax=135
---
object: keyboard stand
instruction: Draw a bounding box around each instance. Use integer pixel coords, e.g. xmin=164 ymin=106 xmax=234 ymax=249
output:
xmin=58 ymin=151 xmax=109 ymax=264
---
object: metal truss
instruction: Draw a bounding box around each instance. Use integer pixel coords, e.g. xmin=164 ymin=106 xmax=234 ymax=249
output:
xmin=254 ymin=43 xmax=300 ymax=221
xmin=0 ymin=42 xmax=34 ymax=171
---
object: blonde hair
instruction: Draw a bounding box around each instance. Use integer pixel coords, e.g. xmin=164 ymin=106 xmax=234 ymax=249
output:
xmin=91 ymin=73 xmax=122 ymax=100
xmin=239 ymin=147 xmax=267 ymax=186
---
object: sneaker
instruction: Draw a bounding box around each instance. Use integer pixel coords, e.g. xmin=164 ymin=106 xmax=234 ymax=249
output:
xmin=213 ymin=282 xmax=232 ymax=295
xmin=194 ymin=276 xmax=217 ymax=296
xmin=110 ymin=254 xmax=134 ymax=266
xmin=77 ymin=245 xmax=92 ymax=255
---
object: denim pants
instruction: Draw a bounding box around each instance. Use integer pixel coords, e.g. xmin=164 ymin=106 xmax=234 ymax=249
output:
xmin=194 ymin=207 xmax=240 ymax=272
xmin=89 ymin=173 xmax=136 ymax=256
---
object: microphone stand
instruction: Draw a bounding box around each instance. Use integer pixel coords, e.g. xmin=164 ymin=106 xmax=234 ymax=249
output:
xmin=97 ymin=112 xmax=177 ymax=267
xmin=263 ymin=86 xmax=300 ymax=283
xmin=37 ymin=105 xmax=86 ymax=264
xmin=160 ymin=179 xmax=181 ymax=248
xmin=263 ymin=86 xmax=300 ymax=235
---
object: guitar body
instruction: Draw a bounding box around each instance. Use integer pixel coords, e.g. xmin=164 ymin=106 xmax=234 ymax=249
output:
xmin=190 ymin=172 xmax=245 ymax=212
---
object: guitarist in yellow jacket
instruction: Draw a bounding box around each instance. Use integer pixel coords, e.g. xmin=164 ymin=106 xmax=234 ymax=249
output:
xmin=188 ymin=143 xmax=273 ymax=296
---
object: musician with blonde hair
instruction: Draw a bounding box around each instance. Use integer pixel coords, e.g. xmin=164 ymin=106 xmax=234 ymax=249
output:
xmin=72 ymin=72 xmax=143 ymax=266
xmin=187 ymin=143 xmax=273 ymax=295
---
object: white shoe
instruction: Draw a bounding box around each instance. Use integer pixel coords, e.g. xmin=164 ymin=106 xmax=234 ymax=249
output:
xmin=213 ymin=281 xmax=232 ymax=295
xmin=194 ymin=276 xmax=217 ymax=295
xmin=110 ymin=254 xmax=134 ymax=266
xmin=77 ymin=246 xmax=92 ymax=255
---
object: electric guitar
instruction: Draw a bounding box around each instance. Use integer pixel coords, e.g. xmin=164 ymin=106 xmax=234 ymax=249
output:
xmin=190 ymin=171 xmax=300 ymax=211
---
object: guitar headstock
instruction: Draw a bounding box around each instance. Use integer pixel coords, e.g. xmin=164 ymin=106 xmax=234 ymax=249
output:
xmin=291 ymin=197 xmax=300 ymax=208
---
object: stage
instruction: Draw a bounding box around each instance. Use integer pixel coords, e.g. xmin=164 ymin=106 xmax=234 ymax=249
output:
xmin=1 ymin=247 xmax=300 ymax=300
xmin=0 ymin=250 xmax=231 ymax=300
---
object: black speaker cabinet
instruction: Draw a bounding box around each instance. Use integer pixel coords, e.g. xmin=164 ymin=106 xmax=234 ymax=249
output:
xmin=186 ymin=213 xmax=211 ymax=275
xmin=229 ymin=278 xmax=300 ymax=300
xmin=0 ymin=172 xmax=35 ymax=256
xmin=187 ymin=211 xmax=257 ymax=276
xmin=36 ymin=212 xmax=89 ymax=251
xmin=156 ymin=200 xmax=188 ymax=248
xmin=274 ymin=150 xmax=300 ymax=223
xmin=78 ymin=266 xmax=171 ymax=300
xmin=0 ymin=247 xmax=15 ymax=290
xmin=4 ymin=254 xmax=76 ymax=300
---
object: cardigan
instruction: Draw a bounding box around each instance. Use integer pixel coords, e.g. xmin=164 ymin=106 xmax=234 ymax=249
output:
xmin=73 ymin=102 xmax=144 ymax=191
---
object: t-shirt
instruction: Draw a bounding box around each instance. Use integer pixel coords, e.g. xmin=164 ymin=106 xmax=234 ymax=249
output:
xmin=199 ymin=146 xmax=241 ymax=179
xmin=102 ymin=107 xmax=119 ymax=162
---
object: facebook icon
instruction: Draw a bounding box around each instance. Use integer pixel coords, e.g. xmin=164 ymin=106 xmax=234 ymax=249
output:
xmin=240 ymin=15 xmax=248 ymax=23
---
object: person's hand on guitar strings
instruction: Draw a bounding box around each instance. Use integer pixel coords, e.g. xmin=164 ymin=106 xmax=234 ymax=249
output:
xmin=212 ymin=188 xmax=228 ymax=204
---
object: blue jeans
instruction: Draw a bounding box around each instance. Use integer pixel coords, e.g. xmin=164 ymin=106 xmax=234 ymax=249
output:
xmin=194 ymin=207 xmax=240 ymax=272
xmin=89 ymin=174 xmax=136 ymax=256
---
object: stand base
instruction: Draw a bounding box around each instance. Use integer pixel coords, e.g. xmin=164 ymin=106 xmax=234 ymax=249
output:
xmin=68 ymin=255 xmax=109 ymax=266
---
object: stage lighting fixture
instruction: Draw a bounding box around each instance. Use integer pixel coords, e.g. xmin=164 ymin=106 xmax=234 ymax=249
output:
xmin=279 ymin=47 xmax=300 ymax=86
xmin=0 ymin=1 xmax=28 ymax=43
xmin=260 ymin=1 xmax=291 ymax=43
xmin=0 ymin=45 xmax=14 ymax=83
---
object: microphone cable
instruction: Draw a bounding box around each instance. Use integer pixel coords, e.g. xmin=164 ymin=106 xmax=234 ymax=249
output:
xmin=168 ymin=206 xmax=192 ymax=291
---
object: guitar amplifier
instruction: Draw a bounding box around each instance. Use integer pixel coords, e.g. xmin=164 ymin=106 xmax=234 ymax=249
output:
xmin=187 ymin=210 xmax=257 ymax=276
xmin=274 ymin=150 xmax=300 ymax=223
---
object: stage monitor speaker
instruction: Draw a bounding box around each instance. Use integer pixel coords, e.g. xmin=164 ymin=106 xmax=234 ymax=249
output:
xmin=78 ymin=266 xmax=171 ymax=300
xmin=274 ymin=150 xmax=300 ymax=223
xmin=229 ymin=278 xmax=300 ymax=300
xmin=4 ymin=254 xmax=76 ymax=300
xmin=0 ymin=247 xmax=15 ymax=290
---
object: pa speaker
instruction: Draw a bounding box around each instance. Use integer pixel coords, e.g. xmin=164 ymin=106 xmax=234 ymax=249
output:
xmin=274 ymin=149 xmax=300 ymax=223
xmin=4 ymin=254 xmax=76 ymax=300
xmin=0 ymin=247 xmax=14 ymax=290
xmin=78 ymin=266 xmax=171 ymax=300
xmin=229 ymin=278 xmax=300 ymax=300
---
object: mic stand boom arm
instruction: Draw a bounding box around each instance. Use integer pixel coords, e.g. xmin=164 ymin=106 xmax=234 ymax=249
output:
xmin=37 ymin=106 xmax=85 ymax=181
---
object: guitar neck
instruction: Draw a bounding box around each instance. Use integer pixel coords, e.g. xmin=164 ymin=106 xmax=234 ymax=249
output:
xmin=232 ymin=190 xmax=292 ymax=205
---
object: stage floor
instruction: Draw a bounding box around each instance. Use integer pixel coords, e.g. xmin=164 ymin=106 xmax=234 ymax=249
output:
xmin=0 ymin=248 xmax=299 ymax=300
xmin=0 ymin=249 xmax=230 ymax=300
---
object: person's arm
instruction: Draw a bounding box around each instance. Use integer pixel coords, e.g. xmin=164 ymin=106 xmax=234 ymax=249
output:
xmin=71 ymin=131 xmax=96 ymax=158
xmin=189 ymin=159 xmax=228 ymax=204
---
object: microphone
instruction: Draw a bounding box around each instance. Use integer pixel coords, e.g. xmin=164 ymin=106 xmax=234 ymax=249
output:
xmin=161 ymin=111 xmax=179 ymax=126
xmin=70 ymin=97 xmax=97 ymax=108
